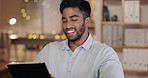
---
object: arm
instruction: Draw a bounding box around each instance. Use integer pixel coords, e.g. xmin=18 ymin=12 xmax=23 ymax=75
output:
xmin=99 ymin=59 xmax=124 ymax=78
xmin=97 ymin=45 xmax=124 ymax=78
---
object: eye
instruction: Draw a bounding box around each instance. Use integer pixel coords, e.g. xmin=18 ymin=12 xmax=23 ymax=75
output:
xmin=71 ymin=19 xmax=78 ymax=21
xmin=62 ymin=20 xmax=67 ymax=23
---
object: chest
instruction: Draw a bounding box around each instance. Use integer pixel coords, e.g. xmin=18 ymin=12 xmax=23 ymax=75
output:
xmin=53 ymin=47 xmax=100 ymax=78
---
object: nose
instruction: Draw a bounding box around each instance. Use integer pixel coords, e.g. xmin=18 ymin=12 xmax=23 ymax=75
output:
xmin=65 ymin=21 xmax=74 ymax=28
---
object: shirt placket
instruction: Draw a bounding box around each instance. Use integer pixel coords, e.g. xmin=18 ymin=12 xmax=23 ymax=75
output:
xmin=66 ymin=46 xmax=82 ymax=78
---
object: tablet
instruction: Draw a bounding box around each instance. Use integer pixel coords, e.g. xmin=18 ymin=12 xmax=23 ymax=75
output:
xmin=7 ymin=62 xmax=51 ymax=78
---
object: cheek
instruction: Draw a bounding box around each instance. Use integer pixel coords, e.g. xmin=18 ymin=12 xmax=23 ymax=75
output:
xmin=75 ymin=20 xmax=84 ymax=28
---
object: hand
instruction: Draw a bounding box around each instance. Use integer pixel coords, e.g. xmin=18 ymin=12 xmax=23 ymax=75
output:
xmin=50 ymin=74 xmax=55 ymax=78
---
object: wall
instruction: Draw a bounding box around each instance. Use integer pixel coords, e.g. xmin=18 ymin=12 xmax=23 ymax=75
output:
xmin=0 ymin=0 xmax=22 ymax=33
xmin=0 ymin=0 xmax=62 ymax=37
xmin=42 ymin=0 xmax=62 ymax=34
xmin=0 ymin=0 xmax=21 ymax=30
xmin=0 ymin=0 xmax=1 ymax=29
xmin=21 ymin=0 xmax=62 ymax=36
xmin=0 ymin=0 xmax=100 ymax=38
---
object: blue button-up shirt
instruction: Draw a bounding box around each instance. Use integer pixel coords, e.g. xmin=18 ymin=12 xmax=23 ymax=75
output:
xmin=33 ymin=33 xmax=124 ymax=78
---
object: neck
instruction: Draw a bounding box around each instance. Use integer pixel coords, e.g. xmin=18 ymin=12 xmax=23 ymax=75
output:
xmin=69 ymin=32 xmax=89 ymax=52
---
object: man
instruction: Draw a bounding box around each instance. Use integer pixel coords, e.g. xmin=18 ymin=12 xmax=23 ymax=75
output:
xmin=33 ymin=0 xmax=124 ymax=78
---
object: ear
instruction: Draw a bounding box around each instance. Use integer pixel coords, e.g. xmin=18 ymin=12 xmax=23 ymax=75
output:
xmin=85 ymin=17 xmax=91 ymax=25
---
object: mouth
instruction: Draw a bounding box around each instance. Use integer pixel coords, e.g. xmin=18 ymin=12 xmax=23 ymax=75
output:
xmin=65 ymin=29 xmax=76 ymax=36
xmin=67 ymin=30 xmax=75 ymax=33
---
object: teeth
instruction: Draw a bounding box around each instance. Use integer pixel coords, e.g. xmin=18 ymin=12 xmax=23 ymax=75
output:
xmin=67 ymin=30 xmax=74 ymax=33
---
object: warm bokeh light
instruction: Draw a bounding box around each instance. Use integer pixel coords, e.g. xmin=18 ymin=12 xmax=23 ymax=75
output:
xmin=39 ymin=34 xmax=45 ymax=39
xmin=24 ymin=0 xmax=29 ymax=3
xmin=22 ymin=13 xmax=27 ymax=17
xmin=21 ymin=9 xmax=26 ymax=13
xmin=26 ymin=15 xmax=31 ymax=20
xmin=27 ymin=34 xmax=45 ymax=39
xmin=28 ymin=34 xmax=32 ymax=39
xmin=9 ymin=34 xmax=18 ymax=39
xmin=9 ymin=18 xmax=17 ymax=25
xmin=55 ymin=35 xmax=60 ymax=40
xmin=51 ymin=30 xmax=57 ymax=35
xmin=61 ymin=35 xmax=66 ymax=40
xmin=32 ymin=34 xmax=37 ymax=39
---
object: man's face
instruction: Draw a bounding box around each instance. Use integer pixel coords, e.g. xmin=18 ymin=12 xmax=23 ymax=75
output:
xmin=62 ymin=8 xmax=87 ymax=42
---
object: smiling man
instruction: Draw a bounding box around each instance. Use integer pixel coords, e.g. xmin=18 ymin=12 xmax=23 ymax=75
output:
xmin=61 ymin=7 xmax=90 ymax=52
xmin=33 ymin=0 xmax=124 ymax=78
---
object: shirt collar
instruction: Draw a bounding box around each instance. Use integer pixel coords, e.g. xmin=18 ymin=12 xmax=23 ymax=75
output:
xmin=81 ymin=33 xmax=93 ymax=51
xmin=61 ymin=39 xmax=69 ymax=51
xmin=61 ymin=32 xmax=94 ymax=51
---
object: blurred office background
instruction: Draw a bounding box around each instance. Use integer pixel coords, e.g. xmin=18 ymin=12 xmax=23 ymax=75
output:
xmin=0 ymin=0 xmax=97 ymax=78
xmin=0 ymin=0 xmax=97 ymax=62
xmin=0 ymin=0 xmax=63 ymax=62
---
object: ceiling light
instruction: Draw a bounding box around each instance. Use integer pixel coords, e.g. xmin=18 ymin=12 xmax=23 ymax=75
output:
xmin=9 ymin=18 xmax=17 ymax=25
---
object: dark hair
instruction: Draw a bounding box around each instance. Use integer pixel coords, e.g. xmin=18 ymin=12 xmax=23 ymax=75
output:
xmin=60 ymin=0 xmax=91 ymax=18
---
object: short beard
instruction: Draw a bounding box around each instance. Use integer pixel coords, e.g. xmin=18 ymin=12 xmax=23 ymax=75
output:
xmin=65 ymin=23 xmax=85 ymax=42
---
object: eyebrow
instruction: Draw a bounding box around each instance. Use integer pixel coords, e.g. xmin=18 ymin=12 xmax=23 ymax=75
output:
xmin=69 ymin=15 xmax=79 ymax=18
xmin=62 ymin=15 xmax=79 ymax=20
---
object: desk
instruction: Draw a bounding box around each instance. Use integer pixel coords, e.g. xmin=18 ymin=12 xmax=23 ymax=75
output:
xmin=11 ymin=38 xmax=54 ymax=61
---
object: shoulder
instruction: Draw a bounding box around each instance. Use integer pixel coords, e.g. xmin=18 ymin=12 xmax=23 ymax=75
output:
xmin=92 ymin=41 xmax=121 ymax=67
xmin=97 ymin=43 xmax=117 ymax=58
xmin=92 ymin=40 xmax=118 ymax=60
xmin=34 ymin=40 xmax=66 ymax=60
xmin=92 ymin=39 xmax=114 ymax=53
xmin=44 ymin=40 xmax=66 ymax=49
